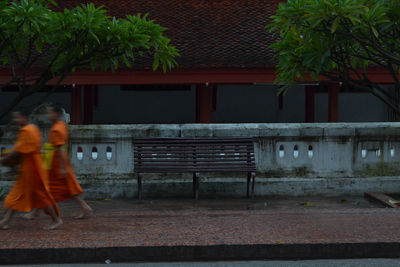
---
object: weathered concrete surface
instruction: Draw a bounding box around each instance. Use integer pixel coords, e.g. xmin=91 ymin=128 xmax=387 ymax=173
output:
xmin=1 ymin=176 xmax=399 ymax=199
xmin=1 ymin=123 xmax=400 ymax=198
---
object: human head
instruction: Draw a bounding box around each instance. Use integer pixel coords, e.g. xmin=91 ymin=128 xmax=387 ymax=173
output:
xmin=12 ymin=109 xmax=30 ymax=126
xmin=47 ymin=105 xmax=63 ymax=123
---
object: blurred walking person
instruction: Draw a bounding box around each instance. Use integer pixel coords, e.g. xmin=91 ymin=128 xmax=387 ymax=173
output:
xmin=0 ymin=110 xmax=62 ymax=230
xmin=26 ymin=106 xmax=92 ymax=220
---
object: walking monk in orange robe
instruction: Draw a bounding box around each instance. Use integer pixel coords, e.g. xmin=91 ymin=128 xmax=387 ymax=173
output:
xmin=0 ymin=110 xmax=62 ymax=230
xmin=45 ymin=106 xmax=92 ymax=218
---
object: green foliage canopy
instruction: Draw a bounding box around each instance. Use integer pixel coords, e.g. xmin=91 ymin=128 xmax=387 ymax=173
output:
xmin=267 ymin=0 xmax=400 ymax=115
xmin=0 ymin=0 xmax=178 ymax=119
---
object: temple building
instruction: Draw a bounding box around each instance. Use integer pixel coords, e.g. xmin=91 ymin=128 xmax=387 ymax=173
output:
xmin=0 ymin=0 xmax=394 ymax=124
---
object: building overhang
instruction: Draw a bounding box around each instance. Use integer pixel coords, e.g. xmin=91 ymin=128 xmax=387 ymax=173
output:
xmin=0 ymin=68 xmax=397 ymax=86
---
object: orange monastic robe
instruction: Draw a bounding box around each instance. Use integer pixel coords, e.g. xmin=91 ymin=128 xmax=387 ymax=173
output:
xmin=5 ymin=124 xmax=59 ymax=215
xmin=48 ymin=121 xmax=83 ymax=202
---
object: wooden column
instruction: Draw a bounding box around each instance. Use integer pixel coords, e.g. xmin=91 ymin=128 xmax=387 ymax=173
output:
xmin=278 ymin=93 xmax=284 ymax=110
xmin=196 ymin=84 xmax=212 ymax=123
xmin=328 ymin=83 xmax=339 ymax=122
xmin=277 ymin=86 xmax=284 ymax=110
xmin=305 ymin=86 xmax=315 ymax=123
xmin=71 ymin=86 xmax=82 ymax=125
xmin=94 ymin=85 xmax=99 ymax=108
xmin=83 ymin=85 xmax=94 ymax=124
xmin=212 ymin=85 xmax=218 ymax=112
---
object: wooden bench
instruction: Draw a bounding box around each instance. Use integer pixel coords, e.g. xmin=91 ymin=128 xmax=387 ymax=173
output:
xmin=133 ymin=138 xmax=256 ymax=200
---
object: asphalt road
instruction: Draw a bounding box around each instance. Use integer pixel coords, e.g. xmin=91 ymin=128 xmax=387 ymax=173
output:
xmin=5 ymin=259 xmax=400 ymax=267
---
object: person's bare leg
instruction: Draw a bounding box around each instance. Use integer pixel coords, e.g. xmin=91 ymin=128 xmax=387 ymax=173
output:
xmin=73 ymin=196 xmax=93 ymax=219
xmin=23 ymin=209 xmax=40 ymax=220
xmin=42 ymin=206 xmax=62 ymax=230
xmin=0 ymin=209 xmax=15 ymax=229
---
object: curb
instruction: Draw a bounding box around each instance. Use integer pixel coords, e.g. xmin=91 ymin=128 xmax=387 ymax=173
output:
xmin=1 ymin=243 xmax=400 ymax=264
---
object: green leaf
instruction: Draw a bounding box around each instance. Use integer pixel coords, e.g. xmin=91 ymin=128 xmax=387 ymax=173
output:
xmin=122 ymin=56 xmax=131 ymax=67
xmin=90 ymin=60 xmax=96 ymax=71
xmin=89 ymin=30 xmax=100 ymax=44
xmin=311 ymin=18 xmax=322 ymax=28
xmin=152 ymin=53 xmax=160 ymax=71
xmin=22 ymin=22 xmax=29 ymax=33
xmin=310 ymin=72 xmax=319 ymax=81
xmin=371 ymin=26 xmax=379 ymax=38
xmin=331 ymin=17 xmax=340 ymax=33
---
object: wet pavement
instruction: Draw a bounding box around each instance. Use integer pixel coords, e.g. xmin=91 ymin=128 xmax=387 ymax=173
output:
xmin=0 ymin=196 xmax=399 ymax=264
xmin=0 ymin=196 xmax=391 ymax=247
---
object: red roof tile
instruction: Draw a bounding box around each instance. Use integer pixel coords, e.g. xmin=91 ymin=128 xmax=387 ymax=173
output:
xmin=58 ymin=0 xmax=278 ymax=70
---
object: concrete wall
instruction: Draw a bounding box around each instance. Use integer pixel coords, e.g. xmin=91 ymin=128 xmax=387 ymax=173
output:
xmin=1 ymin=123 xmax=400 ymax=198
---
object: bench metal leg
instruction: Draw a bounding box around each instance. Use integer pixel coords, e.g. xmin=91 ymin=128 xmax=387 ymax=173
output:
xmin=251 ymin=172 xmax=256 ymax=200
xmin=246 ymin=172 xmax=251 ymax=198
xmin=193 ymin=172 xmax=199 ymax=200
xmin=137 ymin=173 xmax=142 ymax=201
xmin=193 ymin=173 xmax=196 ymax=198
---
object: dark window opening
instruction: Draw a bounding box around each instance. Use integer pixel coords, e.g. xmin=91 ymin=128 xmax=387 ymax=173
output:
xmin=1 ymin=85 xmax=73 ymax=92
xmin=315 ymin=85 xmax=368 ymax=93
xmin=120 ymin=84 xmax=191 ymax=91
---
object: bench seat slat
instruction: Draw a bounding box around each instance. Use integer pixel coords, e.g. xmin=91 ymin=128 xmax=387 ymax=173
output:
xmin=134 ymin=139 xmax=254 ymax=144
xmin=134 ymin=153 xmax=253 ymax=158
xmin=135 ymin=142 xmax=254 ymax=145
xmin=135 ymin=161 xmax=255 ymax=165
xmin=136 ymin=169 xmax=256 ymax=173
xmin=135 ymin=143 xmax=251 ymax=147
xmin=135 ymin=151 xmax=252 ymax=154
xmin=136 ymin=164 xmax=256 ymax=167
xmin=135 ymin=155 xmax=254 ymax=160
xmin=135 ymin=146 xmax=253 ymax=152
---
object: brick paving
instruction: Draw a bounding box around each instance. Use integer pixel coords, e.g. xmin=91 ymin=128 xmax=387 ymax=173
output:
xmin=0 ymin=197 xmax=398 ymax=249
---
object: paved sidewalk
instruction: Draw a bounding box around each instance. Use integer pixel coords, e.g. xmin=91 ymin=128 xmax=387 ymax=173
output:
xmin=0 ymin=196 xmax=399 ymax=264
